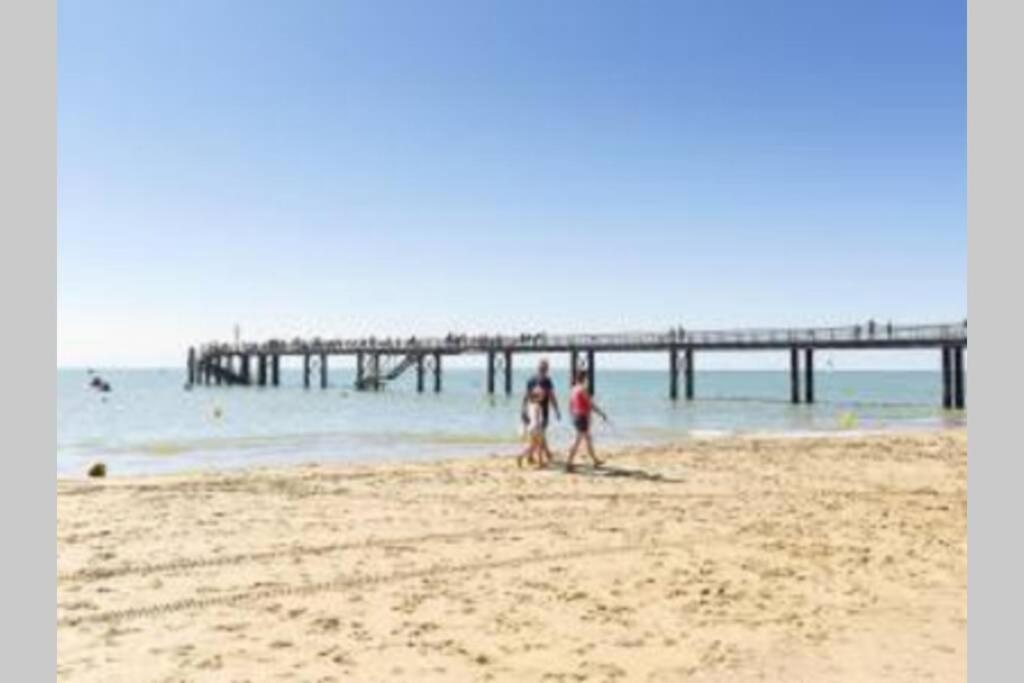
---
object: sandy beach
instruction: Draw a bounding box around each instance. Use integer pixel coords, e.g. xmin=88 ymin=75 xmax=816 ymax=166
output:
xmin=57 ymin=430 xmax=966 ymax=682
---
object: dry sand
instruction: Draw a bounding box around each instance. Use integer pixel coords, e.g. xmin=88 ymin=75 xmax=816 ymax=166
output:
xmin=58 ymin=430 xmax=966 ymax=682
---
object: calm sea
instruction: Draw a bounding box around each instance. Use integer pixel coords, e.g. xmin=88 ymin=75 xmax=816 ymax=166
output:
xmin=57 ymin=368 xmax=964 ymax=477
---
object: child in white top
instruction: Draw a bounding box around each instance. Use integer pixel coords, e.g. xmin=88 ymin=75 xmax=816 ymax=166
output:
xmin=517 ymin=387 xmax=547 ymax=468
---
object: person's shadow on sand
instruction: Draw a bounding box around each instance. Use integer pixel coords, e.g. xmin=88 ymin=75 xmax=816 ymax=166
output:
xmin=557 ymin=463 xmax=685 ymax=484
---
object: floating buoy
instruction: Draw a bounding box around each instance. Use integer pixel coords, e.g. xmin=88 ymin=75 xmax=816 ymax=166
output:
xmin=87 ymin=462 xmax=107 ymax=478
xmin=838 ymin=411 xmax=858 ymax=429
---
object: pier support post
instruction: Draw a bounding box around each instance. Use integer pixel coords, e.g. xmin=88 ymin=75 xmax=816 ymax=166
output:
xmin=942 ymin=346 xmax=953 ymax=409
xmin=586 ymin=349 xmax=595 ymax=395
xmin=953 ymin=346 xmax=965 ymax=409
xmin=357 ymin=352 xmax=365 ymax=387
xmin=187 ymin=348 xmax=196 ymax=387
xmin=669 ymin=347 xmax=679 ymax=400
xmin=433 ymin=352 xmax=442 ymax=393
xmin=685 ymin=348 xmax=694 ymax=400
xmin=569 ymin=350 xmax=579 ymax=386
xmin=272 ymin=355 xmax=280 ymax=386
xmin=372 ymin=353 xmax=381 ymax=391
xmin=303 ymin=353 xmax=311 ymax=389
xmin=487 ymin=351 xmax=496 ymax=394
xmin=215 ymin=356 xmax=223 ymax=385
xmin=504 ymin=350 xmax=513 ymax=396
xmin=258 ymin=354 xmax=267 ymax=387
xmin=320 ymin=353 xmax=328 ymax=389
xmin=241 ymin=354 xmax=251 ymax=385
xmin=416 ymin=354 xmax=425 ymax=393
xmin=789 ymin=347 xmax=801 ymax=404
xmin=804 ymin=348 xmax=814 ymax=403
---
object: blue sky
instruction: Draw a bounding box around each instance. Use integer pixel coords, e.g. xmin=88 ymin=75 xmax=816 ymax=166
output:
xmin=58 ymin=1 xmax=965 ymax=368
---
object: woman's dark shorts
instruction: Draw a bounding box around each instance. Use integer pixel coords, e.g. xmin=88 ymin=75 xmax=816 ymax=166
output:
xmin=573 ymin=414 xmax=590 ymax=433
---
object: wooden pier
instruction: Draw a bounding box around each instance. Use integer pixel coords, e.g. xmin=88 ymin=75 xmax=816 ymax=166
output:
xmin=188 ymin=321 xmax=967 ymax=408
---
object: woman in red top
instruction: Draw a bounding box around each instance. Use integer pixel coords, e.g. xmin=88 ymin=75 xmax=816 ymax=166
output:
xmin=566 ymin=369 xmax=609 ymax=471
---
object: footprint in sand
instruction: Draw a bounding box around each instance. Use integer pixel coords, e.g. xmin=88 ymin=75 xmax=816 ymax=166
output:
xmin=311 ymin=617 xmax=340 ymax=632
xmin=196 ymin=654 xmax=223 ymax=670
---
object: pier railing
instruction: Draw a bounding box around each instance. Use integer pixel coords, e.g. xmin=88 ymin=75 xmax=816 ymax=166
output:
xmin=197 ymin=322 xmax=967 ymax=356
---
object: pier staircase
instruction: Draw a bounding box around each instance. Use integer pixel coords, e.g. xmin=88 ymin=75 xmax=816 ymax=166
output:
xmin=206 ymin=360 xmax=249 ymax=385
xmin=355 ymin=352 xmax=420 ymax=390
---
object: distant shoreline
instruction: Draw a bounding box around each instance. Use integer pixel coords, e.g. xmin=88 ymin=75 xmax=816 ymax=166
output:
xmin=58 ymin=426 xmax=966 ymax=483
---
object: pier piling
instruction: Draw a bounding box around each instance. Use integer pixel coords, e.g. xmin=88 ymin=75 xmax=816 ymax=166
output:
xmin=320 ymin=353 xmax=328 ymax=389
xmin=272 ymin=355 xmax=280 ymax=386
xmin=953 ymin=346 xmax=965 ymax=409
xmin=669 ymin=347 xmax=678 ymax=400
xmin=789 ymin=347 xmax=801 ymax=404
xmin=433 ymin=352 xmax=442 ymax=393
xmin=187 ymin=348 xmax=196 ymax=387
xmin=487 ymin=351 xmax=496 ymax=394
xmin=804 ymin=348 xmax=814 ymax=403
xmin=684 ymin=348 xmax=694 ymax=400
xmin=258 ymin=354 xmax=267 ymax=387
xmin=303 ymin=354 xmax=311 ymax=389
xmin=942 ymin=347 xmax=953 ymax=409
xmin=504 ymin=351 xmax=513 ymax=395
xmin=587 ymin=349 xmax=596 ymax=395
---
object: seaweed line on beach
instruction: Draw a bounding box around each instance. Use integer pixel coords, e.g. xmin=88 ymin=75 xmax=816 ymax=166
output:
xmin=58 ymin=486 xmax=961 ymax=584
xmin=58 ymin=521 xmax=562 ymax=583
xmin=58 ymin=540 xmax=685 ymax=628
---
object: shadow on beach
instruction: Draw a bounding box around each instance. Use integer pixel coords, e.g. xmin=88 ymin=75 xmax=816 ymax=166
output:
xmin=547 ymin=462 xmax=685 ymax=484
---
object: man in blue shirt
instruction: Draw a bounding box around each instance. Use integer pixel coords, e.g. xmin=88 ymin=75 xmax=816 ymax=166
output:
xmin=522 ymin=358 xmax=560 ymax=465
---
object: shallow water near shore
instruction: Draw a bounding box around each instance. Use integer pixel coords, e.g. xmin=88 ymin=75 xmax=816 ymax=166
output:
xmin=58 ymin=368 xmax=964 ymax=476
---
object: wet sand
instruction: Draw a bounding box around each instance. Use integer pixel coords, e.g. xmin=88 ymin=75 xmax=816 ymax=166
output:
xmin=58 ymin=430 xmax=966 ymax=682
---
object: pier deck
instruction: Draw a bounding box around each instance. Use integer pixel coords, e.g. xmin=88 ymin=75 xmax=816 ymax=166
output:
xmin=188 ymin=321 xmax=967 ymax=408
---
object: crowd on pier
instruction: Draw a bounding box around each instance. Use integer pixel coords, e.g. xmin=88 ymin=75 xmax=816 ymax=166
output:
xmin=196 ymin=320 xmax=966 ymax=359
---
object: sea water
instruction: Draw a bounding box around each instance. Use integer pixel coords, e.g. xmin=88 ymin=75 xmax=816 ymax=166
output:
xmin=57 ymin=368 xmax=964 ymax=477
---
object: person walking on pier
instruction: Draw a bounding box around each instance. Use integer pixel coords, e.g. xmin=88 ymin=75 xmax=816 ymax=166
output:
xmin=522 ymin=358 xmax=560 ymax=466
xmin=566 ymin=369 xmax=608 ymax=472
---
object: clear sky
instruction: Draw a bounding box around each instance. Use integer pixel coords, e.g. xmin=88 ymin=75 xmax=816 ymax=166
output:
xmin=58 ymin=0 xmax=965 ymax=369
